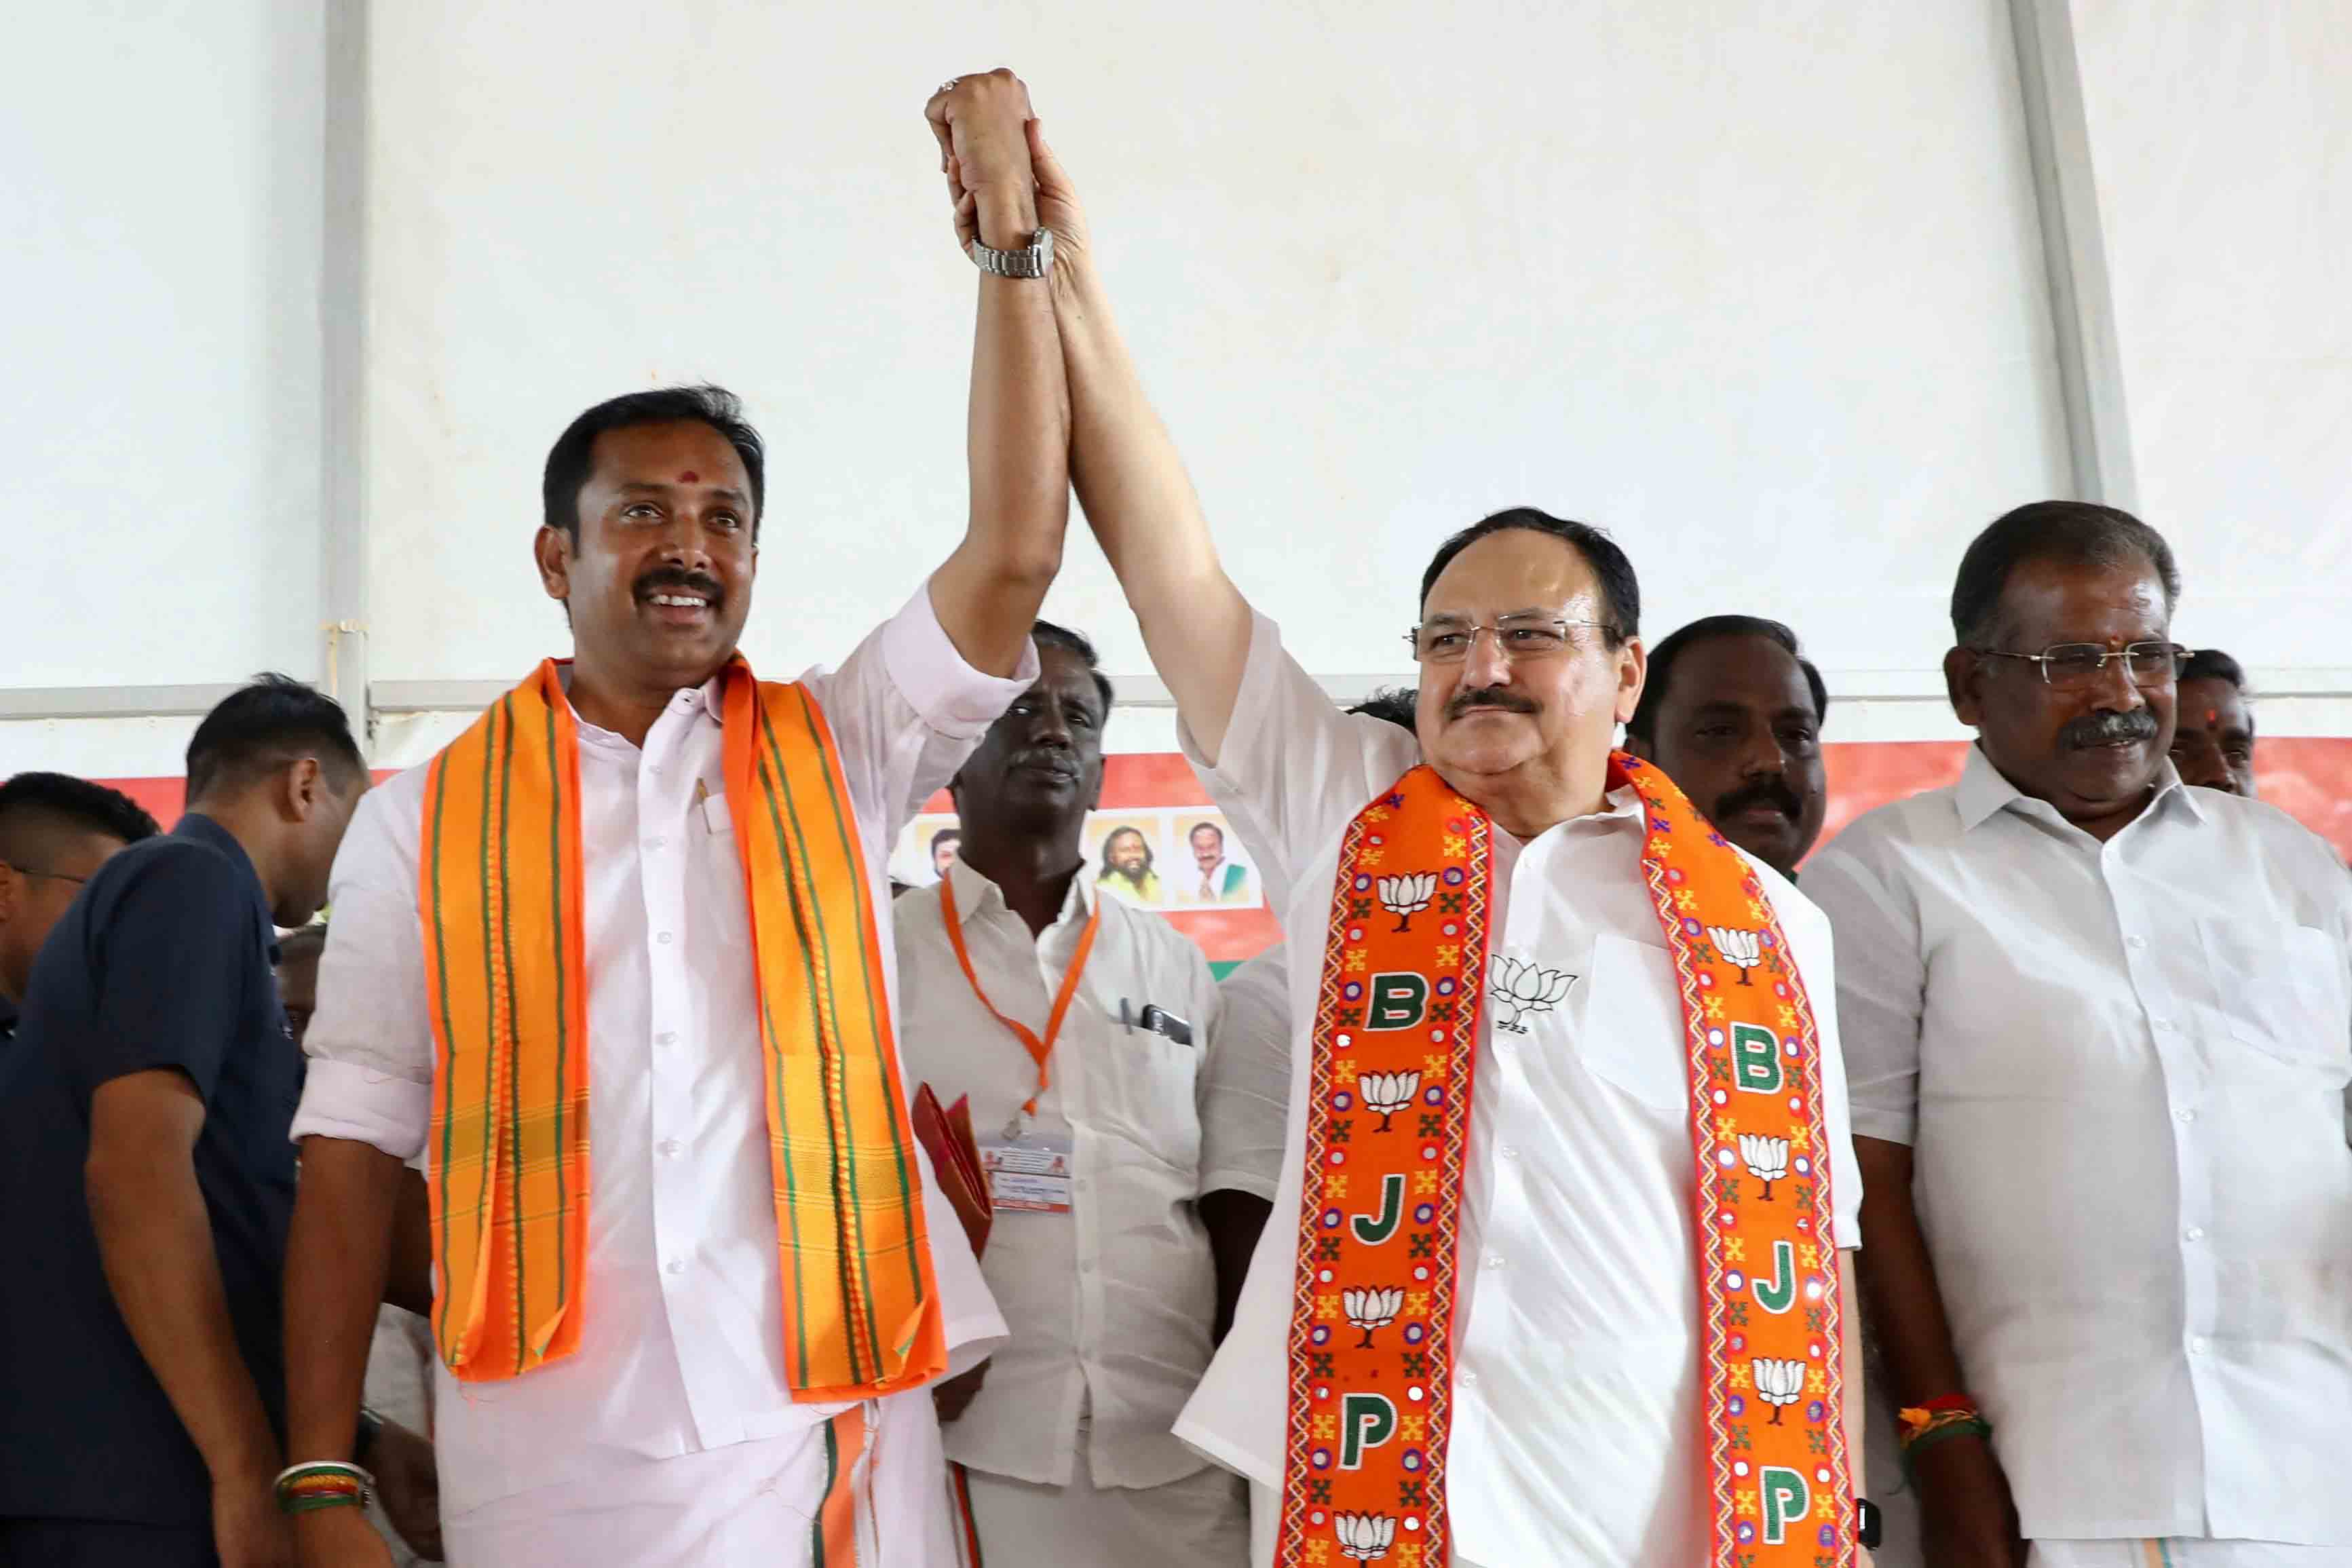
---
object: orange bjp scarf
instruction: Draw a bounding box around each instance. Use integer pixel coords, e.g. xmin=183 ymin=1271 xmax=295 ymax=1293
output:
xmin=1277 ymin=757 xmax=1851 ymax=1567
xmin=416 ymin=656 xmax=945 ymax=1400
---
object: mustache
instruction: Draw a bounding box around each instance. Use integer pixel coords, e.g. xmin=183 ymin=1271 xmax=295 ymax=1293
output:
xmin=1713 ymin=777 xmax=1806 ymax=824
xmin=1446 ymin=685 xmax=1540 ymax=720
xmin=2061 ymin=708 xmax=2159 ymax=749
xmin=634 ymin=565 xmax=725 ymax=604
xmin=1008 ymin=748 xmax=1078 ymax=778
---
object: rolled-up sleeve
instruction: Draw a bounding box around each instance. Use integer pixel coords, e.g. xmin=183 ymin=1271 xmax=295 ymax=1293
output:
xmin=1802 ymin=837 xmax=1927 ymax=1148
xmin=800 ymin=581 xmax=1040 ymax=868
xmin=1198 ymin=946 xmax=1292 ymax=1202
xmin=289 ymin=769 xmax=436 ymax=1162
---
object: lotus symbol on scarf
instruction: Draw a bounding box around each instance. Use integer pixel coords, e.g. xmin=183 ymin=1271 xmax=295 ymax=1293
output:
xmin=1739 ymin=1132 xmax=1791 ymax=1199
xmin=1359 ymin=1069 xmax=1421 ymax=1132
xmin=1752 ymin=1356 xmax=1806 ymax=1423
xmin=1707 ymin=924 xmax=1764 ymax=984
xmin=1376 ymin=872 xmax=1437 ymax=932
xmin=1488 ymin=953 xmax=1573 ymax=1033
xmin=1334 ymin=1512 xmax=1399 ymax=1561
xmin=1342 ymin=1286 xmax=1405 ymax=1348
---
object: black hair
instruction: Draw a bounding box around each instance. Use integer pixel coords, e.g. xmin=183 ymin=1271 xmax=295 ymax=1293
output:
xmin=1950 ymin=500 xmax=2180 ymax=648
xmin=1417 ymin=508 xmax=1640 ymax=647
xmin=1032 ymin=619 xmax=1116 ymax=713
xmin=277 ymin=922 xmax=328 ymax=964
xmin=542 ymin=385 xmax=767 ymax=541
xmin=1625 ymin=615 xmax=1829 ymax=744
xmin=1188 ymin=821 xmax=1224 ymax=846
xmin=0 ymin=773 xmax=161 ymax=865
xmin=1098 ymin=826 xmax=1154 ymax=873
xmin=1348 ymin=687 xmax=1420 ymax=732
xmin=929 ymin=826 xmax=962 ymax=854
xmin=185 ymin=675 xmax=366 ymax=803
xmin=2180 ymin=647 xmax=2247 ymax=693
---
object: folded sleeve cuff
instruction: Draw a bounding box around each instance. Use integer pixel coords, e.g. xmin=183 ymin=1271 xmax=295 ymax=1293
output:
xmin=884 ymin=582 xmax=1042 ymax=739
xmin=1848 ymin=1106 xmax=1917 ymax=1147
xmin=289 ymin=1057 xmax=433 ymax=1163
xmin=1198 ymin=1166 xmax=1281 ymax=1204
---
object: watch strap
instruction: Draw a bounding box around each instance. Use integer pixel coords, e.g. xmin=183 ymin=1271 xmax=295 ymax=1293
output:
xmin=967 ymin=227 xmax=1054 ymax=279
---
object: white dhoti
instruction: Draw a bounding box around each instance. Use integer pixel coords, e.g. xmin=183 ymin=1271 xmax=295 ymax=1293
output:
xmin=2029 ymin=1542 xmax=2352 ymax=1566
xmin=444 ymin=1394 xmax=954 ymax=1568
xmin=955 ymin=1461 xmax=1247 ymax=1568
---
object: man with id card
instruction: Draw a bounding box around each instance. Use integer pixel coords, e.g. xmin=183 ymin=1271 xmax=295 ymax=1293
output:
xmin=895 ymin=622 xmax=1249 ymax=1567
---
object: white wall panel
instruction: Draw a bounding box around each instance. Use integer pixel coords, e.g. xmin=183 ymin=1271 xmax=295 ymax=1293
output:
xmin=0 ymin=1 xmax=324 ymax=688
xmin=362 ymin=0 xmax=2068 ymax=699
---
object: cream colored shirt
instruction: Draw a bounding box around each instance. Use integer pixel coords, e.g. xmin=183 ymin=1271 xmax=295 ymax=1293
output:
xmin=895 ymin=860 xmax=1226 ymax=1489
xmin=1806 ymin=745 xmax=2352 ymax=1544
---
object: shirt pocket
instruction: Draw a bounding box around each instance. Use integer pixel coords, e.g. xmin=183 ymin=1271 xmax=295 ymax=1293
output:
xmin=2197 ymin=917 xmax=2351 ymax=1083
xmin=1091 ymin=1007 xmax=1203 ymax=1172
xmin=1579 ymin=934 xmax=1692 ymax=1113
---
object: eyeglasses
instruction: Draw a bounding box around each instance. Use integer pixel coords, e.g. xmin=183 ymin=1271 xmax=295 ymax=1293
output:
xmin=1973 ymin=640 xmax=2189 ymax=689
xmin=1407 ymin=613 xmax=1614 ymax=665
xmin=1 ymin=860 xmax=88 ymax=885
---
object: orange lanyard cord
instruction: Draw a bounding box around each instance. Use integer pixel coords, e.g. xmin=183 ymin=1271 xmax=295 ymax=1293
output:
xmin=938 ymin=873 xmax=1102 ymax=1117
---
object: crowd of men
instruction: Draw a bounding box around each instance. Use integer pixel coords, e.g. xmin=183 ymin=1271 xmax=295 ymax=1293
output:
xmin=0 ymin=66 xmax=2342 ymax=1568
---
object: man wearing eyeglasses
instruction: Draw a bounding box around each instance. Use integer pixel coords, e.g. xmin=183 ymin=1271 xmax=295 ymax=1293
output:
xmin=0 ymin=772 xmax=160 ymax=1019
xmin=1806 ymin=501 xmax=2352 ymax=1568
xmin=1004 ymin=101 xmax=1869 ymax=1565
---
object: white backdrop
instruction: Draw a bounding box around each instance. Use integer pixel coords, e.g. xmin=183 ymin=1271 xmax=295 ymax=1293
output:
xmin=5 ymin=1 xmax=2350 ymax=780
xmin=360 ymin=0 xmax=2064 ymax=693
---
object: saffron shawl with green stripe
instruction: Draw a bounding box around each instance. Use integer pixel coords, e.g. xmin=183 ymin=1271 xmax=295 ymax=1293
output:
xmin=417 ymin=656 xmax=947 ymax=1399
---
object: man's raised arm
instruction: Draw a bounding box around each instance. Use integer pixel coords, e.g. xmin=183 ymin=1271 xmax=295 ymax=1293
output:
xmin=922 ymin=71 xmax=1072 ymax=679
xmin=1024 ymin=121 xmax=1255 ymax=761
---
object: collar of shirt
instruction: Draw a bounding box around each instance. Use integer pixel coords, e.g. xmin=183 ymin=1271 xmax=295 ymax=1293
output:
xmin=565 ymin=669 xmax=728 ymax=758
xmin=170 ymin=812 xmax=276 ymax=953
xmin=945 ymin=851 xmax=1097 ymax=944
xmin=1954 ymin=742 xmax=2205 ymax=836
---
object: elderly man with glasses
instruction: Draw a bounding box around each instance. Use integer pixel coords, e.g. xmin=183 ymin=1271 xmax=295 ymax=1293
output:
xmin=1806 ymin=502 xmax=2352 ymax=1568
xmin=1005 ymin=94 xmax=1872 ymax=1563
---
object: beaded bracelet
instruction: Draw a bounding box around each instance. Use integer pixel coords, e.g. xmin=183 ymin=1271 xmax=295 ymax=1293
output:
xmin=274 ymin=1459 xmax=375 ymax=1516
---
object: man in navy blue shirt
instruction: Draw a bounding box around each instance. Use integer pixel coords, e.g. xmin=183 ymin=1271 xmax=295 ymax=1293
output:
xmin=0 ymin=678 xmax=367 ymax=1568
xmin=0 ymin=771 xmax=159 ymax=1018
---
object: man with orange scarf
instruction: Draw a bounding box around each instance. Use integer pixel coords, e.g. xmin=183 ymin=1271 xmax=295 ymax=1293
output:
xmin=276 ymin=72 xmax=1069 ymax=1567
xmin=997 ymin=100 xmax=1874 ymax=1566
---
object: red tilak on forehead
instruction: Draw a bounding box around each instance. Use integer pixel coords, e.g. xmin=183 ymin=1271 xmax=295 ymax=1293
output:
xmin=2207 ymin=708 xmax=2222 ymax=725
xmin=677 ymin=470 xmax=699 ymax=484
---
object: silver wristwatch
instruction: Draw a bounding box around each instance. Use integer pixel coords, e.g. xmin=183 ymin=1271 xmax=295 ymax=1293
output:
xmin=967 ymin=227 xmax=1054 ymax=279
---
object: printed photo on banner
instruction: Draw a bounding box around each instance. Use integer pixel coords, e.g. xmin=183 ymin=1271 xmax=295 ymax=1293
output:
xmin=890 ymin=812 xmax=965 ymax=887
xmin=1084 ymin=815 xmax=1168 ymax=909
xmin=1170 ymin=810 xmax=1259 ymax=908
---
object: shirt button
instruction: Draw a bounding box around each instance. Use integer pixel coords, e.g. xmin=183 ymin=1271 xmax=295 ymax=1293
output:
xmin=660 ymin=1139 xmax=682 ymax=1158
xmin=1499 ymin=1145 xmax=1519 ymax=1161
xmin=656 ymin=1031 xmax=677 ymax=1047
xmin=2152 ymin=1016 xmax=2174 ymax=1031
xmin=657 ymin=931 xmax=674 ymax=945
xmin=1458 ymin=1369 xmax=1479 ymax=1386
xmin=2127 ymin=935 xmax=2148 ymax=949
xmin=645 ymin=836 xmax=665 ymax=852
xmin=666 ymin=1259 xmax=685 ymax=1276
xmin=2185 ymin=1226 xmax=2205 ymax=1242
xmin=1484 ymin=1253 xmax=1504 ymax=1270
xmin=2176 ymin=1107 xmax=2197 ymax=1123
xmin=2189 ymin=1336 xmax=2210 ymax=1355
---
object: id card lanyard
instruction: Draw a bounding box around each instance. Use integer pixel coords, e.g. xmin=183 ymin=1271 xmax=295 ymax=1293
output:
xmin=938 ymin=872 xmax=1103 ymax=1134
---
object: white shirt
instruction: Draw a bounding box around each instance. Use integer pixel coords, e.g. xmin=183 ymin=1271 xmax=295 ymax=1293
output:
xmin=290 ymin=586 xmax=1028 ymax=1517
xmin=894 ymin=858 xmax=1224 ymax=1489
xmin=1172 ymin=614 xmax=1862 ymax=1567
xmin=1804 ymin=746 xmax=2352 ymax=1545
xmin=1200 ymin=946 xmax=1293 ymax=1205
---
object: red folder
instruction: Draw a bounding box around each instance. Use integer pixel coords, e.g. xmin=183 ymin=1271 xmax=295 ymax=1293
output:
xmin=913 ymin=1083 xmax=993 ymax=1257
